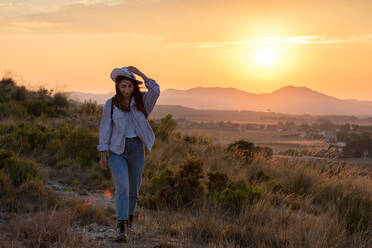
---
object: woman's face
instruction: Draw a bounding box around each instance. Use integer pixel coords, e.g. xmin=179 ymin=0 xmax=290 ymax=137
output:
xmin=118 ymin=79 xmax=134 ymax=98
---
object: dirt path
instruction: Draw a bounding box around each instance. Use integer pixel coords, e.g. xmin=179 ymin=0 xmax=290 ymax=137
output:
xmin=47 ymin=181 xmax=191 ymax=248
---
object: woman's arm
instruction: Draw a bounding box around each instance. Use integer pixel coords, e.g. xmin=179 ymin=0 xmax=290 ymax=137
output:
xmin=142 ymin=78 xmax=160 ymax=114
xmin=127 ymin=66 xmax=160 ymax=114
xmin=97 ymin=99 xmax=113 ymax=151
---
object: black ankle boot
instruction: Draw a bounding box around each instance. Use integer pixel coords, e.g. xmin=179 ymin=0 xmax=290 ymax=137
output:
xmin=115 ymin=220 xmax=128 ymax=242
xmin=128 ymin=215 xmax=134 ymax=230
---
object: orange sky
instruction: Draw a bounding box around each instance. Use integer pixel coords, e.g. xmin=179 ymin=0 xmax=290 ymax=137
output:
xmin=1 ymin=0 xmax=372 ymax=100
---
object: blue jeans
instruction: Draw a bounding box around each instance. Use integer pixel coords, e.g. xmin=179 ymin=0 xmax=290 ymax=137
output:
xmin=108 ymin=138 xmax=145 ymax=220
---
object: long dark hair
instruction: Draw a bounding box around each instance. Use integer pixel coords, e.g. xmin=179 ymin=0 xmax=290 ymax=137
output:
xmin=113 ymin=75 xmax=148 ymax=119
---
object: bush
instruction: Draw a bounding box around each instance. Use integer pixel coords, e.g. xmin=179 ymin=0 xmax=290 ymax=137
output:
xmin=78 ymin=99 xmax=99 ymax=116
xmin=0 ymin=149 xmax=41 ymax=186
xmin=143 ymin=156 xmax=205 ymax=209
xmin=0 ymin=169 xmax=13 ymax=197
xmin=0 ymin=78 xmax=69 ymax=118
xmin=213 ymin=180 xmax=262 ymax=211
xmin=0 ymin=149 xmax=58 ymax=212
xmin=10 ymin=86 xmax=27 ymax=101
xmin=8 ymin=158 xmax=41 ymax=187
xmin=0 ymin=78 xmax=15 ymax=103
xmin=53 ymin=92 xmax=69 ymax=109
xmin=156 ymin=114 xmax=177 ymax=141
xmin=0 ymin=123 xmax=55 ymax=155
xmin=174 ymin=156 xmax=204 ymax=203
xmin=255 ymin=169 xmax=270 ymax=182
xmin=265 ymin=179 xmax=283 ymax=193
xmin=62 ymin=126 xmax=99 ymax=168
xmin=227 ymin=140 xmax=272 ymax=165
xmin=227 ymin=140 xmax=256 ymax=164
xmin=207 ymin=171 xmax=230 ymax=195
xmin=16 ymin=179 xmax=58 ymax=212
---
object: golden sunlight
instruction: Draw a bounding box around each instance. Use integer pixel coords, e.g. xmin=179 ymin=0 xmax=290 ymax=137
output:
xmin=252 ymin=46 xmax=278 ymax=66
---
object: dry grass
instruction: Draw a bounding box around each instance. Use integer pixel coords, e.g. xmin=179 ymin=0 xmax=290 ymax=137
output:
xmin=7 ymin=209 xmax=88 ymax=248
xmin=140 ymin=136 xmax=372 ymax=248
xmin=137 ymin=197 xmax=371 ymax=248
xmin=1 ymin=196 xmax=114 ymax=248
xmin=1 ymin=85 xmax=371 ymax=248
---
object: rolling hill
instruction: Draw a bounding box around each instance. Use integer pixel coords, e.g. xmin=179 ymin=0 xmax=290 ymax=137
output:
xmin=67 ymin=85 xmax=372 ymax=116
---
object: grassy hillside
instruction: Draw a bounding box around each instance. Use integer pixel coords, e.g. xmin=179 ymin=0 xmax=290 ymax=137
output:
xmin=0 ymin=77 xmax=371 ymax=247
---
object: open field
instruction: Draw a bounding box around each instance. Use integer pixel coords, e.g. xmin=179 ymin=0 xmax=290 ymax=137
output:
xmin=176 ymin=128 xmax=328 ymax=153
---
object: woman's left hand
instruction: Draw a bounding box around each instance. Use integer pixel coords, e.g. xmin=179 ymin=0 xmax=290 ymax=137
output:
xmin=127 ymin=66 xmax=148 ymax=81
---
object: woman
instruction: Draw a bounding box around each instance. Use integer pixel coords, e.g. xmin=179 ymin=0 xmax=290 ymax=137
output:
xmin=97 ymin=66 xmax=160 ymax=242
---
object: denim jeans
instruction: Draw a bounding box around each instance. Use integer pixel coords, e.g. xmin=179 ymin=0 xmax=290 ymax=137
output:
xmin=108 ymin=138 xmax=145 ymax=220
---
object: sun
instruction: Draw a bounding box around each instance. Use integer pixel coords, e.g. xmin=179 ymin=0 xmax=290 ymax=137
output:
xmin=252 ymin=46 xmax=278 ymax=66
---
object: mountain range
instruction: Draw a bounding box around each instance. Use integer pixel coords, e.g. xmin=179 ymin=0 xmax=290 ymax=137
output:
xmin=66 ymin=85 xmax=372 ymax=116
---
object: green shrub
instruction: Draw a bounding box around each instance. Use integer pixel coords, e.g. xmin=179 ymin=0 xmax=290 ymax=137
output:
xmin=0 ymin=124 xmax=56 ymax=155
xmin=62 ymin=126 xmax=99 ymax=168
xmin=44 ymin=138 xmax=64 ymax=165
xmin=8 ymin=159 xmax=41 ymax=187
xmin=16 ymin=179 xmax=58 ymax=212
xmin=0 ymin=148 xmax=17 ymax=168
xmin=266 ymin=179 xmax=283 ymax=193
xmin=0 ymin=78 xmax=69 ymax=118
xmin=0 ymin=149 xmax=58 ymax=212
xmin=24 ymin=99 xmax=46 ymax=117
xmin=53 ymin=92 xmax=69 ymax=109
xmin=214 ymin=180 xmax=262 ymax=211
xmin=0 ymin=169 xmax=13 ymax=197
xmin=227 ymin=140 xmax=273 ymax=165
xmin=0 ymin=78 xmax=15 ymax=103
xmin=11 ymin=86 xmax=27 ymax=101
xmin=207 ymin=171 xmax=230 ymax=195
xmin=0 ymin=149 xmax=41 ymax=186
xmin=142 ymin=156 xmax=205 ymax=209
xmin=255 ymin=169 xmax=270 ymax=182
xmin=227 ymin=140 xmax=256 ymax=164
xmin=157 ymin=114 xmax=177 ymax=141
xmin=183 ymin=135 xmax=212 ymax=146
xmin=78 ymin=99 xmax=99 ymax=116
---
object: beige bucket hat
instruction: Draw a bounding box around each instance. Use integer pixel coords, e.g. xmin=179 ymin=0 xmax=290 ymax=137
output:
xmin=110 ymin=66 xmax=143 ymax=84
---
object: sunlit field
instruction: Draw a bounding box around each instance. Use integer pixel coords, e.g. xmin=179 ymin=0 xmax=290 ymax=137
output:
xmin=1 ymin=78 xmax=371 ymax=247
xmin=177 ymin=128 xmax=327 ymax=152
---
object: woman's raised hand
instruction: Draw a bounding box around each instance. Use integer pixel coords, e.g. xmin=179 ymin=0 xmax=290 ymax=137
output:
xmin=127 ymin=66 xmax=148 ymax=82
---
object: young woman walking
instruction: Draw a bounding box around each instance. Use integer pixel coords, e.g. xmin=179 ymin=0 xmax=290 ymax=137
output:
xmin=97 ymin=66 xmax=160 ymax=242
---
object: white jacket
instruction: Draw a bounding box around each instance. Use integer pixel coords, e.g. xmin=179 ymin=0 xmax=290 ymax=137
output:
xmin=97 ymin=78 xmax=160 ymax=154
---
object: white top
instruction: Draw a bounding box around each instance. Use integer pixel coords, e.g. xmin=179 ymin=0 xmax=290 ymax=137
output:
xmin=125 ymin=112 xmax=137 ymax=138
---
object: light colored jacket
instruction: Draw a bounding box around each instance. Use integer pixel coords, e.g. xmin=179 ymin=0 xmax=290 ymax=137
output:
xmin=97 ymin=78 xmax=160 ymax=154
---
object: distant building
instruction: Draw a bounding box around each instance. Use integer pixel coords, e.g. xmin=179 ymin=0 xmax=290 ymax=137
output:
xmin=336 ymin=142 xmax=347 ymax=147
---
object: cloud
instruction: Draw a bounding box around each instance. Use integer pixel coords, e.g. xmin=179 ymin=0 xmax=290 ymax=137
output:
xmin=0 ymin=0 xmax=125 ymax=18
xmin=12 ymin=21 xmax=63 ymax=28
xmin=72 ymin=0 xmax=122 ymax=5
xmin=1 ymin=0 xmax=372 ymax=48
xmin=176 ymin=34 xmax=372 ymax=49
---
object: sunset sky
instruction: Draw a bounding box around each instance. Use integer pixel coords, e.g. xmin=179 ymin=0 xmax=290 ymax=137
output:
xmin=1 ymin=0 xmax=372 ymax=100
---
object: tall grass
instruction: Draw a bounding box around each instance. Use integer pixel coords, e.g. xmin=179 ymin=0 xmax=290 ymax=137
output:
xmin=1 ymin=77 xmax=371 ymax=247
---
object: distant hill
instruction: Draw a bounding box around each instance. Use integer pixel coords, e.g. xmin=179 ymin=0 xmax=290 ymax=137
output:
xmin=66 ymin=85 xmax=372 ymax=116
xmin=67 ymin=91 xmax=115 ymax=105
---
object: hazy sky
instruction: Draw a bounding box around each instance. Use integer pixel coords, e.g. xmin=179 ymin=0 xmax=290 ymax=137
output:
xmin=1 ymin=0 xmax=372 ymax=100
